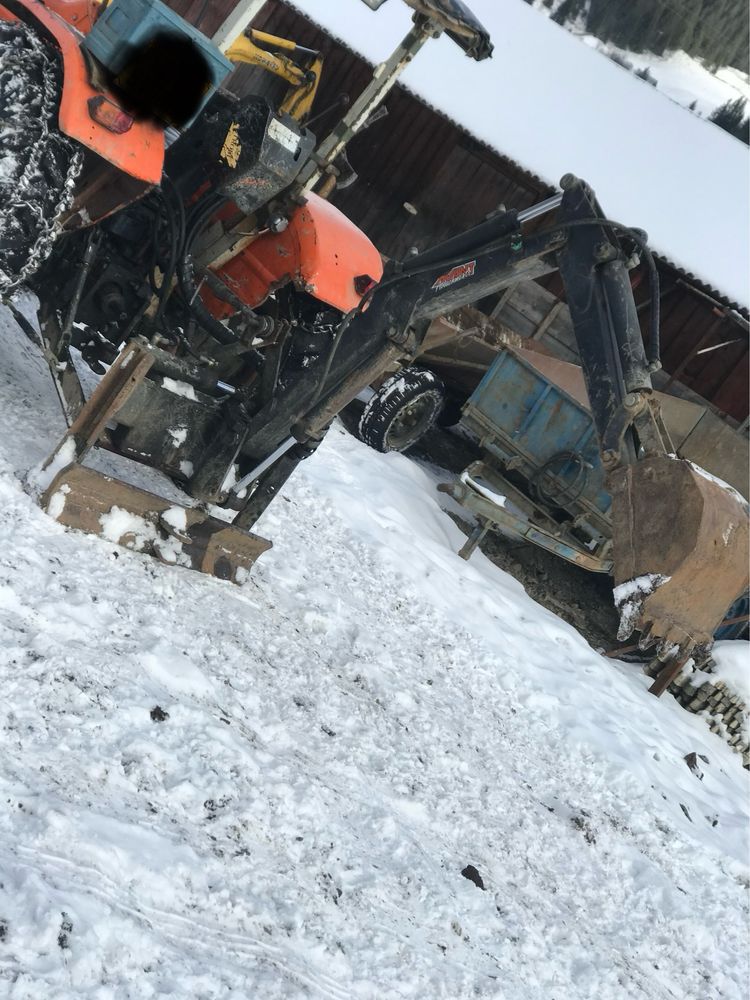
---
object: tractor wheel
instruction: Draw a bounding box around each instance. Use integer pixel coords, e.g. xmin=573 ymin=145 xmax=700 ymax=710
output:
xmin=358 ymin=367 xmax=445 ymax=453
xmin=0 ymin=21 xmax=81 ymax=295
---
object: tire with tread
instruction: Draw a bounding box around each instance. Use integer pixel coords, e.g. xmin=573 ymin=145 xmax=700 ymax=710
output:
xmin=0 ymin=21 xmax=81 ymax=294
xmin=358 ymin=367 xmax=445 ymax=453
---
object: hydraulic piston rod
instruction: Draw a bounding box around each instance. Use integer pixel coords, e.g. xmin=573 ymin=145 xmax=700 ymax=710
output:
xmin=517 ymin=193 xmax=564 ymax=224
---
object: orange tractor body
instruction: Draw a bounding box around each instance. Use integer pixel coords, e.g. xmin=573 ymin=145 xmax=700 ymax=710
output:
xmin=205 ymin=193 xmax=385 ymax=318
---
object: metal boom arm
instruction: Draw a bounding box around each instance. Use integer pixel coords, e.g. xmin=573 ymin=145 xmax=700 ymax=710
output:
xmin=299 ymin=175 xmax=662 ymax=475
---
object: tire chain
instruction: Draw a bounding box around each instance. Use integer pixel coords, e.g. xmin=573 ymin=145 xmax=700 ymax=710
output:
xmin=0 ymin=22 xmax=82 ymax=296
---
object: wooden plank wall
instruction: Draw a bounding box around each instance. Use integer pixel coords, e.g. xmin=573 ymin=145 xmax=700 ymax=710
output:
xmin=166 ymin=0 xmax=748 ymax=423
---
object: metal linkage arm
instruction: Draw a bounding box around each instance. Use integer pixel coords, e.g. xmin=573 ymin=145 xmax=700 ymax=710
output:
xmin=342 ymin=174 xmax=659 ymax=471
xmin=554 ymin=177 xmax=652 ymax=463
xmin=281 ymin=221 xmax=567 ymax=447
xmin=296 ymin=17 xmax=438 ymax=193
xmin=246 ymin=177 xmax=660 ymax=492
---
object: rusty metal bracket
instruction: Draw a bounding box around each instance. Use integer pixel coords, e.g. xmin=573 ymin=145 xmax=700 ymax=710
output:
xmin=294 ymin=342 xmax=405 ymax=441
xmin=37 ymin=339 xmax=155 ymax=480
xmin=600 ymin=393 xmax=648 ymax=469
xmin=439 ymin=475 xmax=612 ymax=573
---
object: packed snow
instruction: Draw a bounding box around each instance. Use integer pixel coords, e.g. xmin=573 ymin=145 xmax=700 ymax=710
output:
xmin=98 ymin=505 xmax=159 ymax=549
xmin=613 ymin=574 xmax=671 ymax=642
xmin=460 ymin=470 xmax=507 ymax=508
xmin=168 ymin=425 xmax=189 ymax=448
xmin=0 ymin=297 xmax=748 ymax=997
xmin=286 ymin=0 xmax=750 ymax=307
xmin=713 ymin=642 xmax=750 ymax=706
xmin=161 ymin=377 xmax=199 ymax=402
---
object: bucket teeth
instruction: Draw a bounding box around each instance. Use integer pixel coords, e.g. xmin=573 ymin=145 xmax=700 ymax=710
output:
xmin=655 ymin=626 xmax=692 ymax=663
xmin=691 ymin=643 xmax=712 ymax=669
xmin=616 ymin=618 xmax=635 ymax=642
xmin=637 ymin=622 xmax=656 ymax=651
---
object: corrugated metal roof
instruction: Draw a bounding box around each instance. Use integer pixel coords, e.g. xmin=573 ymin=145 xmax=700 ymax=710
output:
xmin=290 ymin=0 xmax=750 ymax=307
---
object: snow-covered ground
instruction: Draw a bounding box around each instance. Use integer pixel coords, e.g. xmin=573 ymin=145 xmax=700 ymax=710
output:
xmin=713 ymin=642 xmax=750 ymax=709
xmin=286 ymin=0 xmax=750 ymax=308
xmin=531 ymin=1 xmax=750 ymax=117
xmin=580 ymin=39 xmax=750 ymax=118
xmin=0 ymin=298 xmax=748 ymax=998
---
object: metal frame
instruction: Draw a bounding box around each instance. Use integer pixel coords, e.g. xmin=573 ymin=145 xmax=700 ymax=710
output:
xmin=36 ymin=341 xmax=272 ymax=582
xmin=440 ymin=465 xmax=612 ymax=572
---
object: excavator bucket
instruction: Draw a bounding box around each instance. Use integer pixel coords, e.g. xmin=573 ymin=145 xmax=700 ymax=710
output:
xmin=608 ymin=454 xmax=749 ymax=662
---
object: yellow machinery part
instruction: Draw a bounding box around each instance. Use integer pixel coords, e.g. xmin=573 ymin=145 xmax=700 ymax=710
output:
xmin=225 ymin=30 xmax=323 ymax=122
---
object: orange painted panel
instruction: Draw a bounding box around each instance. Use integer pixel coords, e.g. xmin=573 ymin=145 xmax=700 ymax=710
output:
xmin=42 ymin=0 xmax=100 ymax=33
xmin=210 ymin=193 xmax=384 ymax=316
xmin=0 ymin=0 xmax=163 ymax=184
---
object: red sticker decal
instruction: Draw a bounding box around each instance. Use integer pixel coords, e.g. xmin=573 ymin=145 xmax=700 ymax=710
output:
xmin=431 ymin=260 xmax=477 ymax=292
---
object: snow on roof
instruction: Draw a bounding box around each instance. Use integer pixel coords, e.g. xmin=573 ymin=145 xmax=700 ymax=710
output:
xmin=287 ymin=0 xmax=750 ymax=309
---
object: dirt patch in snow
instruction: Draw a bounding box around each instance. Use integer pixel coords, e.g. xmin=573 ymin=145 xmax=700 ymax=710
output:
xmin=408 ymin=426 xmax=620 ymax=652
xmin=473 ymin=528 xmax=619 ymax=651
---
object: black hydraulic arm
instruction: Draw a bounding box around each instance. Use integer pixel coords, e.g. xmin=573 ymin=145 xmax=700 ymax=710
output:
xmin=553 ymin=176 xmax=656 ymax=464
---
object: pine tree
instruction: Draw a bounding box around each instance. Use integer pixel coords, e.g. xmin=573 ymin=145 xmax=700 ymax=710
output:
xmin=709 ymin=97 xmax=750 ymax=144
xmin=560 ymin=0 xmax=749 ymax=72
xmin=552 ymin=0 xmax=584 ymax=27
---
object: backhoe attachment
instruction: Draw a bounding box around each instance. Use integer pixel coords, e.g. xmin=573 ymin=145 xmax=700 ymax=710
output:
xmin=333 ymin=173 xmax=747 ymax=661
xmin=543 ymin=176 xmax=749 ymax=661
xmin=224 ymin=30 xmax=324 ymax=122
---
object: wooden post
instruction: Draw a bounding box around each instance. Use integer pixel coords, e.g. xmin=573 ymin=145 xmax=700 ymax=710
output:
xmin=663 ymin=314 xmax=723 ymax=390
xmin=648 ymin=657 xmax=691 ymax=698
xmin=489 ymin=286 xmax=515 ymax=320
xmin=532 ymin=299 xmax=564 ymax=340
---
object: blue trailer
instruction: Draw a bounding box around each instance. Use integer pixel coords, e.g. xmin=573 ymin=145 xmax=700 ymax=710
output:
xmin=442 ymin=344 xmax=616 ymax=572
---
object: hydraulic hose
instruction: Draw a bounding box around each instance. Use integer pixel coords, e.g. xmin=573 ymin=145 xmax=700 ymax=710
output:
xmin=153 ymin=179 xmax=182 ymax=327
xmin=177 ymin=249 xmax=241 ymax=347
xmin=531 ymin=451 xmax=589 ymax=507
xmin=175 ymin=193 xmax=266 ymax=356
